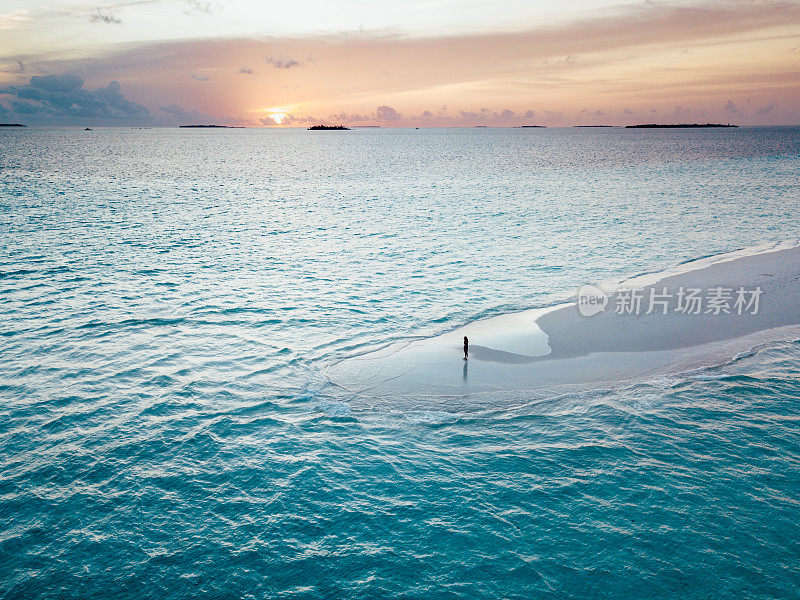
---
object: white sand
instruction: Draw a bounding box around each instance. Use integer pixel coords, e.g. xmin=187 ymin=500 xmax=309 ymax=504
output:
xmin=327 ymin=243 xmax=800 ymax=398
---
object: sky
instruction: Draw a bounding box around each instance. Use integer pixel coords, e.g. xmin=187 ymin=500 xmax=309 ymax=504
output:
xmin=1 ymin=0 xmax=799 ymax=126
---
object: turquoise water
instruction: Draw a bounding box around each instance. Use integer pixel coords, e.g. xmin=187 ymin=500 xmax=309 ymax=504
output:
xmin=2 ymin=126 xmax=800 ymax=598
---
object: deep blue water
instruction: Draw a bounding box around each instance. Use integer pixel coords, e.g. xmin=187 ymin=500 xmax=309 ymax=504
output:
xmin=2 ymin=126 xmax=800 ymax=598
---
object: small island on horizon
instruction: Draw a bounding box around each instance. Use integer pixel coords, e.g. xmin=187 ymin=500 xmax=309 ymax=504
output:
xmin=626 ymin=123 xmax=737 ymax=128
xmin=308 ymin=125 xmax=350 ymax=130
xmin=0 ymin=123 xmax=26 ymax=127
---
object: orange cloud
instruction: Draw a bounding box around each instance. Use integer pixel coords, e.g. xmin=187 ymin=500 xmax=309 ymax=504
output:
xmin=3 ymin=1 xmax=800 ymax=125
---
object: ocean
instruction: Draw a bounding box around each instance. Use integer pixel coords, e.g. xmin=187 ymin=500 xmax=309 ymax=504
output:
xmin=2 ymin=126 xmax=800 ymax=598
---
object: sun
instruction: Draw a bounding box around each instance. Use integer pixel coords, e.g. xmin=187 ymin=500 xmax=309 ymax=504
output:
xmin=270 ymin=112 xmax=286 ymax=124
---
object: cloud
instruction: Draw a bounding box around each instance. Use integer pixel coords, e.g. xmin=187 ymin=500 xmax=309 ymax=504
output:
xmin=672 ymin=105 xmax=690 ymax=118
xmin=376 ymin=105 xmax=401 ymax=121
xmin=160 ymin=103 xmax=214 ymax=124
xmin=282 ymin=114 xmax=314 ymax=125
xmin=10 ymin=0 xmax=800 ymax=127
xmin=0 ymin=74 xmax=149 ymax=124
xmin=330 ymin=111 xmax=371 ymax=122
xmin=266 ymin=56 xmax=301 ymax=69
xmin=724 ymin=100 xmax=738 ymax=113
xmin=161 ymin=104 xmax=192 ymax=119
xmin=260 ymin=113 xmax=316 ymax=125
xmin=237 ymin=66 xmax=253 ymax=74
xmin=184 ymin=0 xmax=218 ymax=15
xmin=0 ymin=9 xmax=29 ymax=30
xmin=191 ymin=74 xmax=209 ymax=81
xmin=757 ymin=104 xmax=775 ymax=116
xmin=456 ymin=107 xmax=523 ymax=125
xmin=2 ymin=60 xmax=25 ymax=75
xmin=274 ymin=105 xmax=535 ymax=126
xmin=89 ymin=8 xmax=121 ymax=24
xmin=543 ymin=110 xmax=564 ymax=122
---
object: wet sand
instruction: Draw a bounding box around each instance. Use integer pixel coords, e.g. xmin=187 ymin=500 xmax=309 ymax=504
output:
xmin=327 ymin=243 xmax=800 ymax=397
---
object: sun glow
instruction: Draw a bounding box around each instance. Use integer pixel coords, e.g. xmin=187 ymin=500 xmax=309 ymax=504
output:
xmin=269 ymin=112 xmax=286 ymax=124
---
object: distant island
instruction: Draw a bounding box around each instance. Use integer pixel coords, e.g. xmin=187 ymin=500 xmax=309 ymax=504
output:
xmin=179 ymin=124 xmax=244 ymax=128
xmin=626 ymin=123 xmax=737 ymax=129
xmin=0 ymin=123 xmax=26 ymax=127
xmin=574 ymin=125 xmax=620 ymax=128
xmin=519 ymin=125 xmax=546 ymax=128
xmin=308 ymin=125 xmax=350 ymax=130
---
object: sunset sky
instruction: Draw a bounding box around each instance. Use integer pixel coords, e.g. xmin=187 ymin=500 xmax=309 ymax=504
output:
xmin=1 ymin=0 xmax=799 ymax=126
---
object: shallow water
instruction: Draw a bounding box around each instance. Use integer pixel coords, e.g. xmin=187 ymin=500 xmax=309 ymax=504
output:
xmin=2 ymin=126 xmax=800 ymax=598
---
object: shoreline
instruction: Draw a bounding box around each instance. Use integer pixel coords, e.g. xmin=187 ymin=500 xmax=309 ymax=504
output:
xmin=327 ymin=242 xmax=800 ymax=396
xmin=537 ymin=242 xmax=800 ymax=361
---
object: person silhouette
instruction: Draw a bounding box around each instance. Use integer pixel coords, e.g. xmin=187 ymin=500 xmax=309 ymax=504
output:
xmin=463 ymin=336 xmax=469 ymax=360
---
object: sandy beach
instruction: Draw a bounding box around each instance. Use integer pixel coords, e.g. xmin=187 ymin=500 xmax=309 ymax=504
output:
xmin=328 ymin=243 xmax=800 ymax=397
